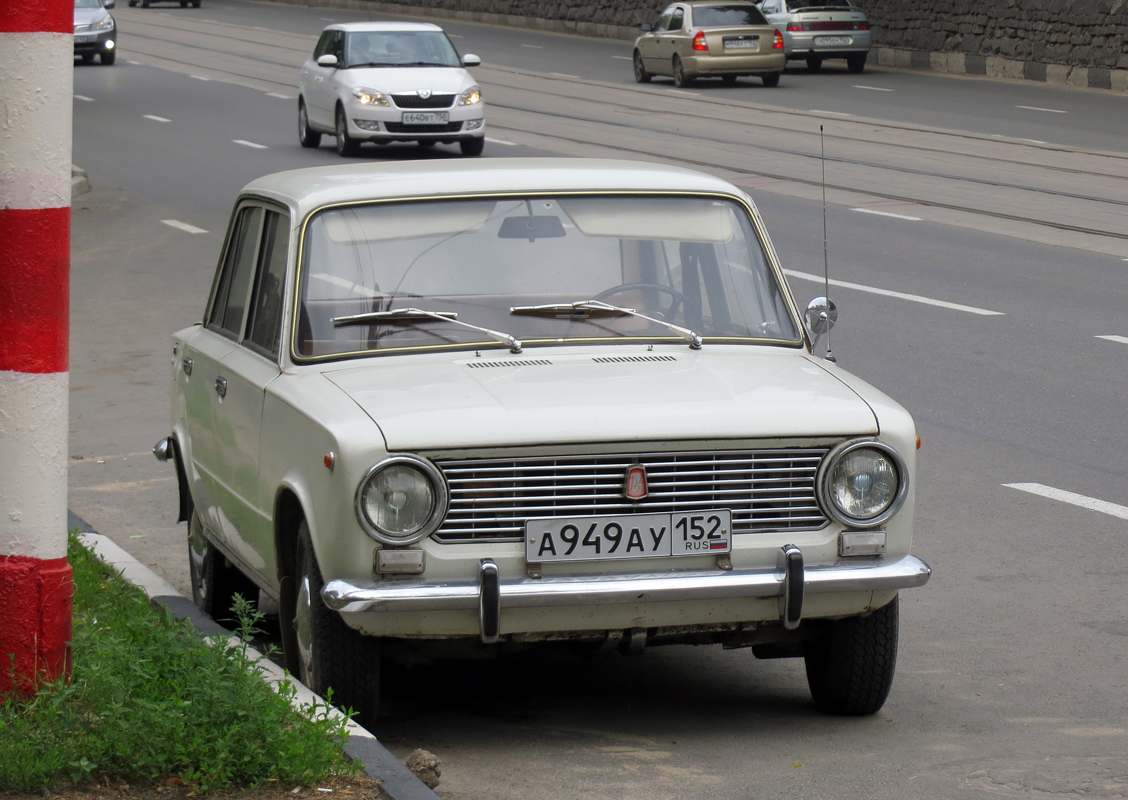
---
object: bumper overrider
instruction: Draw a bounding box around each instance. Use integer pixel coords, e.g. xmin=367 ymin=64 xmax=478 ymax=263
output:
xmin=323 ymin=547 xmax=931 ymax=644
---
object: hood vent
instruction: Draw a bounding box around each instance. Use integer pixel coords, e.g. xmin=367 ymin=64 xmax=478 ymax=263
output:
xmin=591 ymin=355 xmax=678 ymax=364
xmin=467 ymin=359 xmax=553 ymax=369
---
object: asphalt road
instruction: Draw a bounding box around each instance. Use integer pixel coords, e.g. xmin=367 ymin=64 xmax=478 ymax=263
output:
xmin=68 ymin=2 xmax=1128 ymax=798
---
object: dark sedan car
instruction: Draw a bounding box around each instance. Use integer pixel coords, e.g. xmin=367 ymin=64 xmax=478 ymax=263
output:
xmin=74 ymin=0 xmax=117 ymax=65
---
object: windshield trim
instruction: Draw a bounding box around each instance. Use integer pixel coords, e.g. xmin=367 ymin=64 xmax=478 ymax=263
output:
xmin=288 ymin=189 xmax=806 ymax=365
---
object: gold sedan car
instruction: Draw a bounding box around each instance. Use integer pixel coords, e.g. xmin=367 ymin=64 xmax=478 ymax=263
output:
xmin=633 ymin=1 xmax=786 ymax=88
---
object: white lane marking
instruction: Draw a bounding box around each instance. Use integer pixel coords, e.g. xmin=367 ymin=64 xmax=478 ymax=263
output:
xmin=990 ymin=134 xmax=1047 ymax=144
xmin=319 ymin=16 xmax=335 ymax=21
xmin=810 ymin=109 xmax=853 ymax=116
xmin=853 ymin=207 xmax=923 ymax=221
xmin=1096 ymin=335 xmax=1128 ymax=345
xmin=190 ymin=75 xmax=210 ymax=81
xmin=784 ymin=269 xmax=1005 ymax=315
xmin=486 ymin=137 xmax=516 ymax=145
xmin=143 ymin=114 xmax=170 ymax=122
xmin=551 ymin=72 xmax=579 ymax=78
xmin=127 ymin=60 xmax=142 ymax=65
xmin=668 ymin=89 xmax=701 ymax=97
xmin=74 ymin=94 xmax=95 ymax=102
xmin=162 ymin=220 xmax=208 ymax=234
xmin=1004 ymin=483 xmax=1128 ymax=521
xmin=612 ymin=55 xmax=632 ymax=60
xmin=521 ymin=44 xmax=545 ymax=49
xmin=853 ymin=84 xmax=892 ymax=91
xmin=1016 ymin=105 xmax=1067 ymax=114
xmin=447 ymin=33 xmax=464 ymax=38
xmin=234 ymin=139 xmax=268 ymax=149
xmin=266 ymin=93 xmax=293 ymax=99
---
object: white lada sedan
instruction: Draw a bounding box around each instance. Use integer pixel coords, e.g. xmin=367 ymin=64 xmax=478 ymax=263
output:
xmin=155 ymin=158 xmax=930 ymax=725
xmin=298 ymin=22 xmax=485 ymax=157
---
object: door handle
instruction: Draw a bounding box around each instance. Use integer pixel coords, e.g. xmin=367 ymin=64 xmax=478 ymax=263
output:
xmin=181 ymin=357 xmax=193 ymax=376
xmin=215 ymin=377 xmax=227 ymax=398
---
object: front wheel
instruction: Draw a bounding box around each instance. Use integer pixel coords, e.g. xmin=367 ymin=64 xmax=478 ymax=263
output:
xmin=847 ymin=53 xmax=867 ymax=73
xmin=633 ymin=51 xmax=651 ymax=83
xmin=188 ymin=509 xmax=258 ymax=623
xmin=298 ymin=99 xmax=321 ymax=148
xmin=672 ymin=56 xmax=692 ymax=88
xmin=293 ymin=522 xmax=381 ymax=727
xmin=335 ymin=106 xmax=360 ymax=157
xmin=761 ymin=71 xmax=780 ymax=87
xmin=100 ymin=49 xmax=116 ymax=65
xmin=804 ymin=596 xmax=899 ymax=716
xmin=460 ymin=137 xmax=485 ymax=157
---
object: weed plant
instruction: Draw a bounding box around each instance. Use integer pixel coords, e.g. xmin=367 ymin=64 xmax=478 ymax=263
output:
xmin=0 ymin=533 xmax=359 ymax=793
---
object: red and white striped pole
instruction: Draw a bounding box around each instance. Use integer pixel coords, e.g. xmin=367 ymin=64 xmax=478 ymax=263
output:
xmin=0 ymin=0 xmax=75 ymax=694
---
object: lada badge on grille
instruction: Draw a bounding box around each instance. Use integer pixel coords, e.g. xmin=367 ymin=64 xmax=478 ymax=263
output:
xmin=624 ymin=466 xmax=648 ymax=500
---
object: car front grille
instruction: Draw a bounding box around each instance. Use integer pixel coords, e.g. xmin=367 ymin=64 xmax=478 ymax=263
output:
xmin=432 ymin=448 xmax=829 ymax=543
xmin=75 ymin=23 xmax=92 ymax=32
xmin=391 ymin=94 xmax=455 ymax=109
xmin=383 ymin=121 xmax=464 ymax=134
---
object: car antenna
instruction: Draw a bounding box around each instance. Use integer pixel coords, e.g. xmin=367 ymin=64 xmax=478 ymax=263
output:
xmin=819 ymin=124 xmax=836 ymax=364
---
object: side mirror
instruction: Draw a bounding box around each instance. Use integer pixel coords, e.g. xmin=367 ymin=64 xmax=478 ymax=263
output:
xmin=639 ymin=22 xmax=653 ymax=32
xmin=317 ymin=54 xmax=338 ymax=68
xmin=462 ymin=53 xmax=481 ymax=67
xmin=103 ymin=0 xmax=115 ymax=8
xmin=804 ymin=296 xmax=838 ymax=354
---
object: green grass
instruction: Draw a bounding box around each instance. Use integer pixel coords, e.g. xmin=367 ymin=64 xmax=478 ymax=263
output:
xmin=0 ymin=532 xmax=360 ymax=793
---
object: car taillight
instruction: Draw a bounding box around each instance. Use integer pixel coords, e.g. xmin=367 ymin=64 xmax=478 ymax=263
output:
xmin=786 ymin=22 xmax=805 ymax=31
xmin=773 ymin=29 xmax=785 ymax=49
xmin=692 ymin=30 xmax=709 ymax=51
xmin=858 ymin=22 xmax=870 ymax=29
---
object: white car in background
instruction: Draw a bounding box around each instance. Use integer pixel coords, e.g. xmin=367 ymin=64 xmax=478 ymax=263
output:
xmin=298 ymin=22 xmax=486 ymax=157
xmin=756 ymin=0 xmax=871 ymax=72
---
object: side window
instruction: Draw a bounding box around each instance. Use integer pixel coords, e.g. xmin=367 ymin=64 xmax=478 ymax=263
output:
xmin=668 ymin=7 xmax=685 ymax=31
xmin=245 ymin=211 xmax=290 ymax=358
xmin=329 ymin=30 xmax=345 ymax=60
xmin=312 ymin=30 xmax=334 ymax=59
xmin=208 ymin=206 xmax=263 ymax=340
xmin=654 ymin=11 xmax=673 ymax=32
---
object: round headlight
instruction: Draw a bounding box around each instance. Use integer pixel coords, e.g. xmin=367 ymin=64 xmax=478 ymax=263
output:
xmin=818 ymin=441 xmax=907 ymax=527
xmin=355 ymin=456 xmax=447 ymax=544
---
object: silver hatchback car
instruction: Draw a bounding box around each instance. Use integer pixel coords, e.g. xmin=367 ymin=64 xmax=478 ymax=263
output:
xmin=756 ymin=0 xmax=870 ymax=73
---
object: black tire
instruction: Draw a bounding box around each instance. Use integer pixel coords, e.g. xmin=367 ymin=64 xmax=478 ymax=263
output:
xmin=141 ymin=0 xmax=150 ymax=7
xmin=335 ymin=106 xmax=360 ymax=157
xmin=187 ymin=509 xmax=258 ymax=623
xmin=417 ymin=140 xmax=436 ymax=148
xmin=804 ymin=596 xmax=899 ymax=716
xmin=100 ymin=49 xmax=116 ymax=65
xmin=672 ymin=55 xmax=692 ymax=88
xmin=293 ymin=522 xmax=380 ymax=726
xmin=180 ymin=1 xmax=187 ymax=6
xmin=847 ymin=53 xmax=867 ymax=73
xmin=298 ymin=99 xmax=321 ymax=149
xmin=81 ymin=53 xmax=95 ymax=63
xmin=806 ymin=55 xmax=823 ymax=71
xmin=721 ymin=74 xmax=737 ymax=84
xmin=633 ymin=50 xmax=651 ymax=83
xmin=761 ymin=71 xmax=780 ymax=87
xmin=460 ymin=137 xmax=485 ymax=156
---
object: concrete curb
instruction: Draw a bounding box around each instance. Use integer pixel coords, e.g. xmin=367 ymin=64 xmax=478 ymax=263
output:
xmin=72 ymin=165 xmax=91 ymax=198
xmin=67 ymin=511 xmax=440 ymax=800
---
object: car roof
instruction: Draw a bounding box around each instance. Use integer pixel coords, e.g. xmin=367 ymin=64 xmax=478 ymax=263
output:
xmin=323 ymin=21 xmax=445 ymax=33
xmin=240 ymin=159 xmax=751 ymax=220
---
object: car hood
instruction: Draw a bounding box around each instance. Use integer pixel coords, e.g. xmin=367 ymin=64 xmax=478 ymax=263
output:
xmin=74 ymin=8 xmax=112 ymax=25
xmin=322 ymin=349 xmax=879 ymax=451
xmin=335 ymin=66 xmax=475 ymax=95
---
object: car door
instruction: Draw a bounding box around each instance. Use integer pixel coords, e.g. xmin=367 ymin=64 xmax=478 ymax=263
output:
xmin=641 ymin=8 xmax=674 ymax=73
xmin=304 ymin=29 xmax=344 ymax=128
xmin=663 ymin=5 xmax=690 ymax=66
xmin=211 ymin=205 xmax=289 ymax=587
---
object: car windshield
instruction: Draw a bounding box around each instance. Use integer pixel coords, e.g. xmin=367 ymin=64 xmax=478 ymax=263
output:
xmin=345 ymin=31 xmax=461 ymax=67
xmin=74 ymin=0 xmax=104 ymax=8
xmin=296 ymin=195 xmax=802 ymax=359
xmin=693 ymin=6 xmax=769 ymax=26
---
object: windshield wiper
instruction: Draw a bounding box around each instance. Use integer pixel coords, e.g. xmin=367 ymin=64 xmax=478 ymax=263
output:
xmin=510 ymin=300 xmax=702 ymax=349
xmin=332 ymin=308 xmax=522 ymax=353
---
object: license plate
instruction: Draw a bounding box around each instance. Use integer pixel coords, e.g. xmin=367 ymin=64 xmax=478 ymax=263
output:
xmin=724 ymin=37 xmax=758 ymax=50
xmin=814 ymin=36 xmax=852 ymax=46
xmin=526 ymin=509 xmax=732 ymax=563
xmin=402 ymin=111 xmax=448 ymax=125
xmin=75 ymin=34 xmax=95 ymax=43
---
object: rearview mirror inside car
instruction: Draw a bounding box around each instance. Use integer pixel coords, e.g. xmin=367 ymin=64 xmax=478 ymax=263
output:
xmin=498 ymin=215 xmax=566 ymax=241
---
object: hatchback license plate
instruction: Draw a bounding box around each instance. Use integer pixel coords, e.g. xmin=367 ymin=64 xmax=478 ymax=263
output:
xmin=814 ymin=35 xmax=852 ymax=46
xmin=75 ymin=34 xmax=96 ymax=43
xmin=724 ymin=37 xmax=758 ymax=50
xmin=526 ymin=509 xmax=732 ymax=563
xmin=402 ymin=111 xmax=449 ymax=125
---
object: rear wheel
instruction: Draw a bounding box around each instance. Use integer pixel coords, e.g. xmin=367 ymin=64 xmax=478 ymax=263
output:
xmin=761 ymin=71 xmax=780 ymax=87
xmin=298 ymin=99 xmax=321 ymax=148
xmin=335 ymin=106 xmax=360 ymax=157
xmin=672 ymin=55 xmax=692 ymax=88
xmin=460 ymin=137 xmax=485 ymax=157
xmin=806 ymin=55 xmax=823 ymax=71
xmin=847 ymin=52 xmax=867 ymax=73
xmin=804 ymin=596 xmax=899 ymax=716
xmin=721 ymin=74 xmax=737 ymax=84
xmin=294 ymin=522 xmax=381 ymax=727
xmin=633 ymin=51 xmax=651 ymax=83
xmin=188 ymin=509 xmax=258 ymax=623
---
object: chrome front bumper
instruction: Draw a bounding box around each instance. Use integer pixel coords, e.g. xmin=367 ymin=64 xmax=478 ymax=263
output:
xmin=322 ymin=549 xmax=931 ymax=643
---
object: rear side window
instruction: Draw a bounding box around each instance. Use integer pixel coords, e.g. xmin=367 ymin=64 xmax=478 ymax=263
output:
xmin=693 ymin=6 xmax=769 ymax=26
xmin=668 ymin=7 xmax=685 ymax=30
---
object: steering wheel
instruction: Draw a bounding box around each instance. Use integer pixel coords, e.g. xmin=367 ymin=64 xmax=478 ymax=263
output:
xmin=589 ymin=282 xmax=686 ymax=323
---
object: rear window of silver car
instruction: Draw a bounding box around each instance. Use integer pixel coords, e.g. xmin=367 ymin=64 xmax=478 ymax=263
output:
xmin=295 ymin=195 xmax=801 ymax=359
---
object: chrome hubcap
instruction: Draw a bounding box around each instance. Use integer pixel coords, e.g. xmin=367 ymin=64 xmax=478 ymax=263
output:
xmin=294 ymin=573 xmax=314 ymax=683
